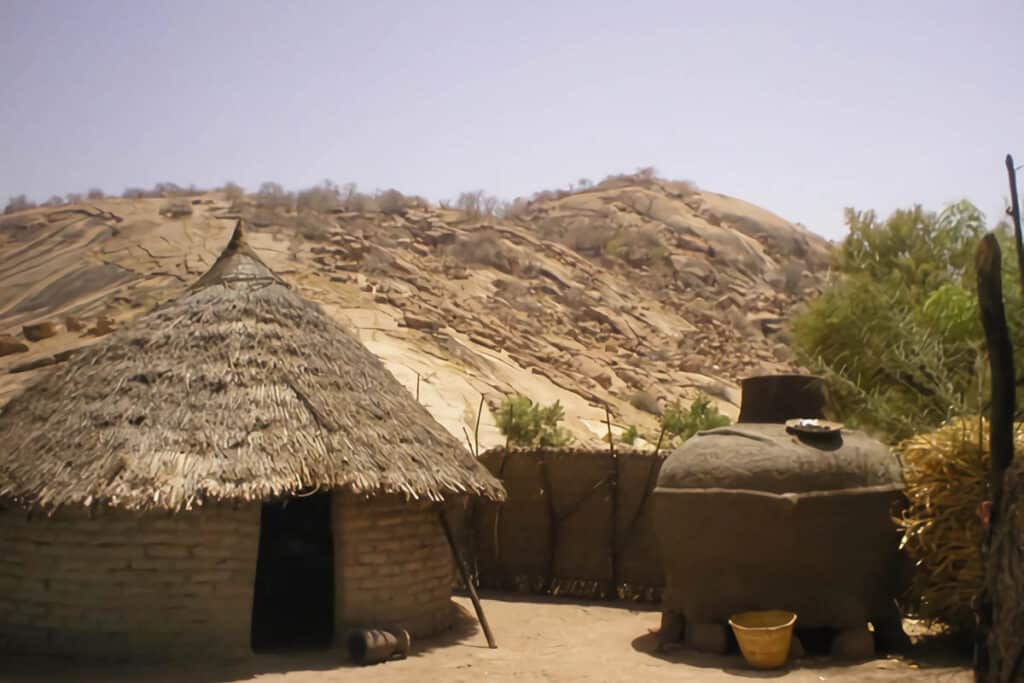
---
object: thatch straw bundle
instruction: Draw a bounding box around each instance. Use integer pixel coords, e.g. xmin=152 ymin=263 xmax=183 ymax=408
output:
xmin=0 ymin=221 xmax=505 ymax=512
xmin=897 ymin=417 xmax=1024 ymax=633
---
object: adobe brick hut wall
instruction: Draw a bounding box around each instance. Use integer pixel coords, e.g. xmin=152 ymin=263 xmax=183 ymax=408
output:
xmin=333 ymin=493 xmax=455 ymax=639
xmin=0 ymin=502 xmax=260 ymax=659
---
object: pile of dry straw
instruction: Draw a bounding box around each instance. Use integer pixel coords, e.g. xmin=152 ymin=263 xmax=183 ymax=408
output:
xmin=897 ymin=417 xmax=1024 ymax=634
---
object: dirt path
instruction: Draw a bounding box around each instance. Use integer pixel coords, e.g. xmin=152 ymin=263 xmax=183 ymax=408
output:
xmin=0 ymin=594 xmax=971 ymax=682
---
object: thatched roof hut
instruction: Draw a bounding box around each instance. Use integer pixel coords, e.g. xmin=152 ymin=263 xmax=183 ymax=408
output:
xmin=0 ymin=220 xmax=504 ymax=511
xmin=0 ymin=221 xmax=504 ymax=659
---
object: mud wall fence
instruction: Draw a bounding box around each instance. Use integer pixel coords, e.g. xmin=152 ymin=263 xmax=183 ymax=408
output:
xmin=466 ymin=447 xmax=666 ymax=602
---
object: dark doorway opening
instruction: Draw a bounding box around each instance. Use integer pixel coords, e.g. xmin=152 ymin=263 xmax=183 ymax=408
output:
xmin=251 ymin=491 xmax=335 ymax=652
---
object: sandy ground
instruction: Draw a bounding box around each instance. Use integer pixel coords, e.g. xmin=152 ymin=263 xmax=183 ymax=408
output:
xmin=0 ymin=593 xmax=971 ymax=682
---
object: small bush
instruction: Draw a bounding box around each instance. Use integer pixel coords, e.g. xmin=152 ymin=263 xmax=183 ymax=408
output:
xmin=255 ymin=181 xmax=295 ymax=211
xmin=296 ymin=214 xmax=333 ymax=241
xmin=450 ymin=230 xmax=516 ymax=272
xmin=604 ymin=226 xmax=667 ymax=266
xmin=783 ymin=261 xmax=803 ymax=294
xmin=64 ymin=193 xmax=83 ymax=204
xmin=376 ymin=189 xmax=407 ymax=214
xmin=297 ymin=181 xmax=341 ymax=213
xmin=495 ymin=395 xmax=574 ymax=448
xmin=220 ymin=182 xmax=245 ymax=203
xmin=621 ymin=425 xmax=639 ymax=445
xmin=153 ymin=182 xmax=185 ymax=197
xmin=4 ymin=195 xmax=37 ymax=214
xmin=86 ymin=188 xmax=105 ymax=200
xmin=565 ymin=223 xmax=616 ymax=256
xmin=159 ymin=199 xmax=193 ymax=218
xmin=499 ymin=197 xmax=530 ymax=219
xmin=658 ymin=393 xmax=730 ymax=443
xmin=455 ymin=190 xmax=499 ymax=218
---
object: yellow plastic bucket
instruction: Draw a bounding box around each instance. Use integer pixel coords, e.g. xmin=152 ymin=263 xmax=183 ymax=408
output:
xmin=728 ymin=610 xmax=797 ymax=669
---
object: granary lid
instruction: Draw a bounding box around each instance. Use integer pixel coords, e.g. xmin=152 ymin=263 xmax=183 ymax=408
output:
xmin=0 ymin=221 xmax=506 ymax=511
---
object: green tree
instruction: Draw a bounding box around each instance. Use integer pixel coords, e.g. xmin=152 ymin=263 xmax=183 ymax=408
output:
xmin=790 ymin=200 xmax=1024 ymax=441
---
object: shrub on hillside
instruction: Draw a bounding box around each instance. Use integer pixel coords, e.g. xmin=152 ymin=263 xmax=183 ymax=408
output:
xmin=376 ymin=189 xmax=407 ymax=214
xmin=255 ymin=182 xmax=295 ymax=211
xmin=86 ymin=188 xmax=105 ymax=200
xmin=565 ymin=222 xmax=616 ymax=256
xmin=159 ymin=198 xmax=193 ymax=218
xmin=450 ymin=230 xmax=517 ymax=273
xmin=153 ymin=182 xmax=185 ymax=197
xmin=658 ymin=393 xmax=730 ymax=444
xmin=297 ymin=181 xmax=341 ymax=213
xmin=220 ymin=182 xmax=245 ymax=203
xmin=295 ymin=214 xmax=333 ymax=241
xmin=783 ymin=260 xmax=804 ymax=294
xmin=455 ymin=190 xmax=499 ymax=218
xmin=495 ymin=395 xmax=573 ymax=448
xmin=621 ymin=425 xmax=640 ymax=445
xmin=604 ymin=226 xmax=667 ymax=266
xmin=499 ymin=197 xmax=530 ymax=219
xmin=4 ymin=195 xmax=37 ymax=214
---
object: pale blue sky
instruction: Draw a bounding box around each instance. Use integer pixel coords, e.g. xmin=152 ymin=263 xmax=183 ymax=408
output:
xmin=2 ymin=0 xmax=1021 ymax=240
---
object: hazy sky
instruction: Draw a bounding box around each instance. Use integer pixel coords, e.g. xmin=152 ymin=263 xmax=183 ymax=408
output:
xmin=2 ymin=0 xmax=1022 ymax=240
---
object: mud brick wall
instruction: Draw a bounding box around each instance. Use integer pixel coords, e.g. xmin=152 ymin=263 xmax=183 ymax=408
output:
xmin=333 ymin=493 xmax=454 ymax=638
xmin=0 ymin=502 xmax=260 ymax=659
xmin=473 ymin=448 xmax=665 ymax=601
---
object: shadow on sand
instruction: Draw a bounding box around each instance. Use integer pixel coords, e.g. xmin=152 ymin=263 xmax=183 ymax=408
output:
xmin=630 ymin=624 xmax=972 ymax=679
xmin=630 ymin=629 xmax=792 ymax=679
xmin=0 ymin=602 xmax=483 ymax=683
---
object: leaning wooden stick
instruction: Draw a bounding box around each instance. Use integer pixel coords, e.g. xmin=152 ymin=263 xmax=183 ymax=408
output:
xmin=439 ymin=509 xmax=497 ymax=648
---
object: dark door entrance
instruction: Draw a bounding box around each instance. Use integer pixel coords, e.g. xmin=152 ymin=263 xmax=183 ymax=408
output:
xmin=251 ymin=491 xmax=335 ymax=652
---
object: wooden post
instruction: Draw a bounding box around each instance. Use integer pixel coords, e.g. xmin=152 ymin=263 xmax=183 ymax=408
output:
xmin=605 ymin=403 xmax=619 ymax=597
xmin=653 ymin=426 xmax=667 ymax=457
xmin=975 ymin=234 xmax=1016 ymax=682
xmin=1005 ymin=154 xmax=1024 ymax=295
xmin=605 ymin=404 xmax=616 ymax=456
xmin=978 ymin=235 xmax=1016 ymax=529
xmin=440 ymin=509 xmax=497 ymax=649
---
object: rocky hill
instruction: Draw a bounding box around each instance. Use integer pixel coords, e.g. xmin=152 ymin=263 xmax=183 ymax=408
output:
xmin=0 ymin=176 xmax=831 ymax=448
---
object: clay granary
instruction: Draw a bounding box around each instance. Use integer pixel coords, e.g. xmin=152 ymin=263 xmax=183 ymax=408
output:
xmin=0 ymin=221 xmax=505 ymax=659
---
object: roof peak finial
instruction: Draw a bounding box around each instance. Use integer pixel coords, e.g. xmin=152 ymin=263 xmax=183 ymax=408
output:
xmin=224 ymin=219 xmax=249 ymax=254
xmin=190 ymin=218 xmax=281 ymax=290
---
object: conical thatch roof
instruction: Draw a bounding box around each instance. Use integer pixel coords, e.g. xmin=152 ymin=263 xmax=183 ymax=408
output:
xmin=0 ymin=222 xmax=505 ymax=512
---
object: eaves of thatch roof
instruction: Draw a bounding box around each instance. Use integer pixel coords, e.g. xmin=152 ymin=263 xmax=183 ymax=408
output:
xmin=0 ymin=221 xmax=505 ymax=512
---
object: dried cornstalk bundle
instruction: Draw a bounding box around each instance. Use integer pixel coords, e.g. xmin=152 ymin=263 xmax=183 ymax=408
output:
xmin=896 ymin=417 xmax=1024 ymax=634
